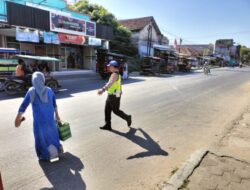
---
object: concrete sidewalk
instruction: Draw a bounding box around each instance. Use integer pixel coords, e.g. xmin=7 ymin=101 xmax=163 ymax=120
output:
xmin=51 ymin=70 xmax=101 ymax=80
xmin=163 ymin=107 xmax=250 ymax=190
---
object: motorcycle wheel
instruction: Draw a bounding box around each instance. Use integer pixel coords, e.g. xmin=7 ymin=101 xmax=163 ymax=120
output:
xmin=46 ymin=79 xmax=59 ymax=92
xmin=0 ymin=79 xmax=5 ymax=92
xmin=4 ymin=81 xmax=22 ymax=95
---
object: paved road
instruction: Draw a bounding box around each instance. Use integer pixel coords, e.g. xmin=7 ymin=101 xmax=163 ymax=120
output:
xmin=1 ymin=67 xmax=250 ymax=190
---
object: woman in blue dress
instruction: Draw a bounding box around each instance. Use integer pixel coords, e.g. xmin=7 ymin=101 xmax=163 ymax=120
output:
xmin=15 ymin=72 xmax=62 ymax=161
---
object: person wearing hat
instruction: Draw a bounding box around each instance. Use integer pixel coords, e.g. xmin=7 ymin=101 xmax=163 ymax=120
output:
xmin=98 ymin=60 xmax=132 ymax=130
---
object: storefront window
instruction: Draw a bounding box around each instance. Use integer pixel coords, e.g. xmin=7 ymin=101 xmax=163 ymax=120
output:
xmin=59 ymin=46 xmax=84 ymax=70
xmin=6 ymin=37 xmax=20 ymax=50
xmin=35 ymin=45 xmax=46 ymax=56
xmin=60 ymin=47 xmax=67 ymax=70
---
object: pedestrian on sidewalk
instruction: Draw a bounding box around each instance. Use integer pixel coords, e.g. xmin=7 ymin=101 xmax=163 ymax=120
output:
xmin=14 ymin=72 xmax=63 ymax=161
xmin=98 ymin=60 xmax=132 ymax=130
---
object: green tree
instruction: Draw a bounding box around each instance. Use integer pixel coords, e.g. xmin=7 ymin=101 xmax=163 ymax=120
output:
xmin=240 ymin=46 xmax=250 ymax=65
xmin=70 ymin=0 xmax=138 ymax=56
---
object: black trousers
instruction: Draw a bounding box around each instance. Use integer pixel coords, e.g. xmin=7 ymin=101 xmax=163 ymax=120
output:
xmin=105 ymin=95 xmax=129 ymax=126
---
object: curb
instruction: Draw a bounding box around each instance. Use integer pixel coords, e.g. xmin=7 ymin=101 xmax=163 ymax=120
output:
xmin=162 ymin=149 xmax=208 ymax=190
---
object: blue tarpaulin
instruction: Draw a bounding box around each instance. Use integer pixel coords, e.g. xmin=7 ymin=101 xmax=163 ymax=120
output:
xmin=0 ymin=48 xmax=20 ymax=54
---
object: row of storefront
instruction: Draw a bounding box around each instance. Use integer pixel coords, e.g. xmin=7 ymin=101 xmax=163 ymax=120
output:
xmin=0 ymin=0 xmax=113 ymax=72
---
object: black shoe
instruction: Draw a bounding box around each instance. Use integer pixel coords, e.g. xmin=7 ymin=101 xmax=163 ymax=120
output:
xmin=127 ymin=115 xmax=132 ymax=127
xmin=100 ymin=125 xmax=112 ymax=131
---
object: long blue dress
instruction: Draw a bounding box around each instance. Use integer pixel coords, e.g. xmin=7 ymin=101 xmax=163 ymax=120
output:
xmin=18 ymin=87 xmax=61 ymax=160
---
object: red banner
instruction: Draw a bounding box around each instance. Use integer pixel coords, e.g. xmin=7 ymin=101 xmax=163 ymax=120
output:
xmin=58 ymin=33 xmax=85 ymax=45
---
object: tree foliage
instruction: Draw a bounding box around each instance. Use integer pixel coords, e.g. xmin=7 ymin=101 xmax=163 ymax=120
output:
xmin=70 ymin=0 xmax=137 ymax=56
xmin=240 ymin=46 xmax=250 ymax=64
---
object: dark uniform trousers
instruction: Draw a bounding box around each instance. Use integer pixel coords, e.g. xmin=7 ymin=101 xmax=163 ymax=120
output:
xmin=105 ymin=95 xmax=129 ymax=126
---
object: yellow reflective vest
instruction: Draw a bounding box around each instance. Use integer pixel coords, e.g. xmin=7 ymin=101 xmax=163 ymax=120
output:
xmin=107 ymin=73 xmax=121 ymax=95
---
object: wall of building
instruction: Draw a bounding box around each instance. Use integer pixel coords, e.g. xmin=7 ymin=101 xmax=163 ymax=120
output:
xmin=20 ymin=43 xmax=35 ymax=54
xmin=83 ymin=47 xmax=96 ymax=71
xmin=0 ymin=1 xmax=112 ymax=72
xmin=0 ymin=0 xmax=89 ymax=22
xmin=130 ymin=23 xmax=162 ymax=57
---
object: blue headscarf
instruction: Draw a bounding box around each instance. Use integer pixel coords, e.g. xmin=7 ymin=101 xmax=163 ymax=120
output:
xmin=30 ymin=72 xmax=48 ymax=103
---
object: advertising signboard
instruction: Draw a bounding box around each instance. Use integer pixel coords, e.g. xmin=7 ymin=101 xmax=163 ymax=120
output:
xmin=58 ymin=33 xmax=85 ymax=45
xmin=215 ymin=39 xmax=233 ymax=48
xmin=16 ymin=27 xmax=39 ymax=43
xmin=50 ymin=12 xmax=86 ymax=36
xmin=86 ymin=21 xmax=96 ymax=37
xmin=50 ymin=12 xmax=96 ymax=37
xmin=88 ymin=37 xmax=101 ymax=46
xmin=43 ymin=32 xmax=60 ymax=44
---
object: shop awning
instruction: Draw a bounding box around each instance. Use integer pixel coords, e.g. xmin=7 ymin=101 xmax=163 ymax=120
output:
xmin=153 ymin=44 xmax=172 ymax=51
xmin=16 ymin=55 xmax=61 ymax=62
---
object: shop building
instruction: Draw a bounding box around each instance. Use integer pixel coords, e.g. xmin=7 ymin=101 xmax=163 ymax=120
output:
xmin=0 ymin=0 xmax=113 ymax=72
xmin=119 ymin=16 xmax=169 ymax=57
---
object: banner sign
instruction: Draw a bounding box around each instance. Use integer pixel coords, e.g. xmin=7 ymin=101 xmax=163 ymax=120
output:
xmin=50 ymin=12 xmax=96 ymax=37
xmin=86 ymin=21 xmax=96 ymax=37
xmin=16 ymin=27 xmax=39 ymax=43
xmin=102 ymin=41 xmax=109 ymax=49
xmin=215 ymin=39 xmax=233 ymax=48
xmin=43 ymin=32 xmax=60 ymax=44
xmin=58 ymin=33 xmax=85 ymax=45
xmin=88 ymin=37 xmax=101 ymax=46
xmin=50 ymin=12 xmax=86 ymax=36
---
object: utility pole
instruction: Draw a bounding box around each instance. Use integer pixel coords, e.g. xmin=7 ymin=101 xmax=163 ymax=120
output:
xmin=147 ymin=25 xmax=152 ymax=56
xmin=179 ymin=38 xmax=182 ymax=53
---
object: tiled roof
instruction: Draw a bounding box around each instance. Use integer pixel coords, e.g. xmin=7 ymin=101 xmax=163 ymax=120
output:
xmin=179 ymin=45 xmax=212 ymax=56
xmin=179 ymin=47 xmax=202 ymax=57
xmin=118 ymin=16 xmax=161 ymax=35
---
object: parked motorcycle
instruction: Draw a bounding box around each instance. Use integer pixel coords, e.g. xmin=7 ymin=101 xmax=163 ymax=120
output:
xmin=0 ymin=78 xmax=5 ymax=91
xmin=203 ymin=66 xmax=210 ymax=75
xmin=4 ymin=76 xmax=59 ymax=95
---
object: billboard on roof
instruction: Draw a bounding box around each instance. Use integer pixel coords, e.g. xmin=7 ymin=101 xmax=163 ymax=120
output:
xmin=215 ymin=39 xmax=233 ymax=48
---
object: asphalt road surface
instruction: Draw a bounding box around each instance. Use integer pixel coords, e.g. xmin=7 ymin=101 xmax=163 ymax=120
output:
xmin=1 ymin=67 xmax=250 ymax=190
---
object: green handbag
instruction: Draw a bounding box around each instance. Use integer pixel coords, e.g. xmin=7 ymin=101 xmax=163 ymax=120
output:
xmin=58 ymin=121 xmax=72 ymax=141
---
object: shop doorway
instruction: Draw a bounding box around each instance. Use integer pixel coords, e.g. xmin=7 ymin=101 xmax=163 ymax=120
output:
xmin=60 ymin=46 xmax=83 ymax=70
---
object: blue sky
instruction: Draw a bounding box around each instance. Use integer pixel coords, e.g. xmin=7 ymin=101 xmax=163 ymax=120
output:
xmin=69 ymin=0 xmax=250 ymax=47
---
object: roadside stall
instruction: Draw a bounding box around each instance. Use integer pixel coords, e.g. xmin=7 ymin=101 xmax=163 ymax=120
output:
xmin=96 ymin=50 xmax=126 ymax=79
xmin=0 ymin=48 xmax=20 ymax=91
xmin=140 ymin=56 xmax=162 ymax=76
xmin=3 ymin=55 xmax=61 ymax=95
xmin=176 ymin=53 xmax=192 ymax=72
xmin=153 ymin=44 xmax=176 ymax=74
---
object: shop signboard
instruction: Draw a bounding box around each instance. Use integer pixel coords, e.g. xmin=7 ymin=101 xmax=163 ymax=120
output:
xmin=43 ymin=32 xmax=60 ymax=44
xmin=215 ymin=39 xmax=233 ymax=48
xmin=50 ymin=12 xmax=86 ymax=36
xmin=86 ymin=21 xmax=96 ymax=37
xmin=88 ymin=37 xmax=101 ymax=46
xmin=102 ymin=41 xmax=109 ymax=50
xmin=16 ymin=27 xmax=39 ymax=43
xmin=58 ymin=33 xmax=85 ymax=45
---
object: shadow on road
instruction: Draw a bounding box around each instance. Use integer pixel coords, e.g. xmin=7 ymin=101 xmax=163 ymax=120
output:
xmin=0 ymin=77 xmax=145 ymax=100
xmin=56 ymin=77 xmax=145 ymax=99
xmin=39 ymin=152 xmax=86 ymax=190
xmin=110 ymin=127 xmax=168 ymax=160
